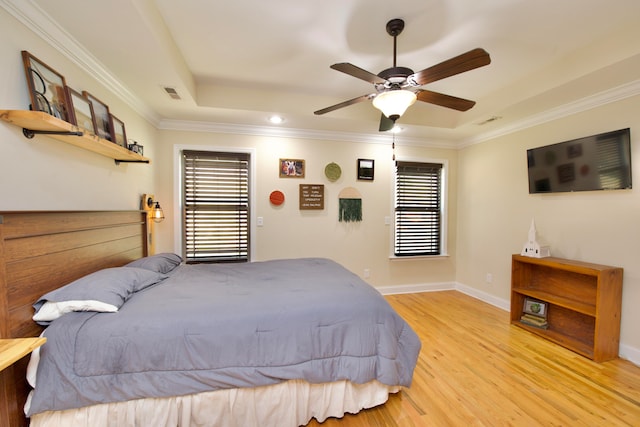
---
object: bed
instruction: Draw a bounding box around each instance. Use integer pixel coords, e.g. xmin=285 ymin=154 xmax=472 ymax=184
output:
xmin=0 ymin=211 xmax=420 ymax=427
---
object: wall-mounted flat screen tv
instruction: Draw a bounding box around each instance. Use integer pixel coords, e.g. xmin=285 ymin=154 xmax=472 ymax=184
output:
xmin=527 ymin=128 xmax=632 ymax=194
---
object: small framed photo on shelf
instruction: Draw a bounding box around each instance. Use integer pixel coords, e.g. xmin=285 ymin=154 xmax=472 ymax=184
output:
xmin=65 ymin=87 xmax=96 ymax=135
xmin=523 ymin=297 xmax=547 ymax=318
xmin=21 ymin=50 xmax=69 ymax=122
xmin=279 ymin=158 xmax=305 ymax=178
xmin=82 ymin=91 xmax=113 ymax=141
xmin=128 ymin=140 xmax=144 ymax=155
xmin=357 ymin=158 xmax=375 ymax=180
xmin=110 ymin=114 xmax=127 ymax=148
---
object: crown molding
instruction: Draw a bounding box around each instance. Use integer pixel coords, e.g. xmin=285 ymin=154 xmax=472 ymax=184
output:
xmin=0 ymin=0 xmax=160 ymax=126
xmin=460 ymin=78 xmax=640 ymax=148
xmin=158 ymin=118 xmax=456 ymax=148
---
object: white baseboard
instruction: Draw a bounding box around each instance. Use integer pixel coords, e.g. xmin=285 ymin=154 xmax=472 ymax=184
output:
xmin=453 ymin=282 xmax=510 ymax=311
xmin=619 ymin=343 xmax=640 ymax=365
xmin=376 ymin=281 xmax=640 ymax=367
xmin=376 ymin=282 xmax=455 ymax=295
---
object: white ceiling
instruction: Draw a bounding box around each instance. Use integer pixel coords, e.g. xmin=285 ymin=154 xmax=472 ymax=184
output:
xmin=12 ymin=0 xmax=640 ymax=146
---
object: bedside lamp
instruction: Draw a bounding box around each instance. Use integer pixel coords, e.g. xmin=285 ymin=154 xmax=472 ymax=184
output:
xmin=144 ymin=196 xmax=164 ymax=223
xmin=141 ymin=194 xmax=164 ymax=255
xmin=151 ymin=201 xmax=165 ymax=223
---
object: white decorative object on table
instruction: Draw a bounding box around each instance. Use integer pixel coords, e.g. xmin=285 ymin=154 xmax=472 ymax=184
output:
xmin=521 ymin=219 xmax=550 ymax=258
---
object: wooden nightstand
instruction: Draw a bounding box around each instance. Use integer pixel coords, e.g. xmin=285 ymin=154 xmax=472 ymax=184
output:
xmin=0 ymin=338 xmax=46 ymax=372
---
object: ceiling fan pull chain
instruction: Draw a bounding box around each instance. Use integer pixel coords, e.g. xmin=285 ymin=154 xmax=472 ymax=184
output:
xmin=392 ymin=133 xmax=396 ymax=161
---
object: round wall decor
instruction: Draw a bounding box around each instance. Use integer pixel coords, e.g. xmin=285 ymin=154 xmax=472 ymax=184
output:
xmin=324 ymin=162 xmax=342 ymax=182
xmin=269 ymin=190 xmax=285 ymax=206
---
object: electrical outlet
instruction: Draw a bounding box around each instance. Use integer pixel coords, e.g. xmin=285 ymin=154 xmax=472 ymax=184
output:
xmin=486 ymin=273 xmax=493 ymax=284
xmin=257 ymin=217 xmax=264 ymax=227
xmin=364 ymin=269 xmax=370 ymax=278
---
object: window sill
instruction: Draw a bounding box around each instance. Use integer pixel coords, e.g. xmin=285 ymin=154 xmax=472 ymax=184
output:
xmin=389 ymin=253 xmax=450 ymax=260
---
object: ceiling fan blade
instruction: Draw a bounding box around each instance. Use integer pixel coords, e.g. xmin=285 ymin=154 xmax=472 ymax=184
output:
xmin=409 ymin=48 xmax=491 ymax=86
xmin=330 ymin=63 xmax=387 ymax=85
xmin=416 ymin=89 xmax=476 ymax=111
xmin=314 ymin=93 xmax=375 ymax=115
xmin=379 ymin=114 xmax=395 ymax=132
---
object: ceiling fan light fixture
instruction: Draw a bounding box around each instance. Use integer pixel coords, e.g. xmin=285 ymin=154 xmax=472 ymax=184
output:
xmin=372 ymin=89 xmax=417 ymax=120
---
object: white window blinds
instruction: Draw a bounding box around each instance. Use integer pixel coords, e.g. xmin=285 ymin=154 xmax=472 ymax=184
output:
xmin=394 ymin=161 xmax=443 ymax=256
xmin=182 ymin=150 xmax=250 ymax=263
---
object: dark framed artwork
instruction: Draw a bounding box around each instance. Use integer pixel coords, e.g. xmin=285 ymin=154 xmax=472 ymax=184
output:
xmin=110 ymin=114 xmax=127 ymax=148
xmin=65 ymin=87 xmax=97 ymax=135
xmin=567 ymin=143 xmax=583 ymax=159
xmin=279 ymin=158 xmax=305 ymax=178
xmin=357 ymin=158 xmax=375 ymax=180
xmin=82 ymin=91 xmax=113 ymax=141
xmin=21 ymin=50 xmax=69 ymax=122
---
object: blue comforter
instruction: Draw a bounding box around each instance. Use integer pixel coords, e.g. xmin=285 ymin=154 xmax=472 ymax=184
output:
xmin=28 ymin=258 xmax=421 ymax=415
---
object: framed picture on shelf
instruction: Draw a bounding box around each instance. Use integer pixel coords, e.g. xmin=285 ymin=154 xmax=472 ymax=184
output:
xmin=65 ymin=87 xmax=96 ymax=135
xmin=357 ymin=158 xmax=375 ymax=180
xmin=21 ymin=50 xmax=69 ymax=122
xmin=110 ymin=114 xmax=127 ymax=148
xmin=82 ymin=91 xmax=113 ymax=141
xmin=128 ymin=141 xmax=144 ymax=155
xmin=279 ymin=158 xmax=305 ymax=178
xmin=523 ymin=297 xmax=547 ymax=318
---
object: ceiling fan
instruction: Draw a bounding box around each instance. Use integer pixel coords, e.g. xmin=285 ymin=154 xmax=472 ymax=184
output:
xmin=314 ymin=18 xmax=491 ymax=131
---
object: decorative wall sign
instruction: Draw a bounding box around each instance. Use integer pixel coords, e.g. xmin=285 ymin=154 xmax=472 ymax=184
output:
xmin=357 ymin=159 xmax=375 ymax=180
xmin=22 ymin=51 xmax=69 ymax=122
xmin=280 ymin=158 xmax=305 ymax=178
xmin=299 ymin=184 xmax=324 ymax=210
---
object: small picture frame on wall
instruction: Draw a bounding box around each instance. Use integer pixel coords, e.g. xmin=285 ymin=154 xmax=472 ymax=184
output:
xmin=82 ymin=91 xmax=113 ymax=141
xmin=21 ymin=50 xmax=69 ymax=122
xmin=357 ymin=158 xmax=375 ymax=180
xmin=280 ymin=158 xmax=305 ymax=178
xmin=65 ymin=87 xmax=97 ymax=135
xmin=110 ymin=114 xmax=127 ymax=148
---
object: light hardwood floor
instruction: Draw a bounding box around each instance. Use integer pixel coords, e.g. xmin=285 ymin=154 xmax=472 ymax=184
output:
xmin=307 ymin=291 xmax=640 ymax=426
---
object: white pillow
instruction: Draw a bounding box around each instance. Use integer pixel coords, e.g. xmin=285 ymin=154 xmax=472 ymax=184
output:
xmin=33 ymin=300 xmax=118 ymax=323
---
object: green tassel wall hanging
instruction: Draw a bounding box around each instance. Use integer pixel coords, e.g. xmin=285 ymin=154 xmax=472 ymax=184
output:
xmin=338 ymin=187 xmax=362 ymax=222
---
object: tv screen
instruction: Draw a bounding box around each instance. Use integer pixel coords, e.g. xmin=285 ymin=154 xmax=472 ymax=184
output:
xmin=527 ymin=128 xmax=632 ymax=193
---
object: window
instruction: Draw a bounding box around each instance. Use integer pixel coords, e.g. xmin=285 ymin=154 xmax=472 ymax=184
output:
xmin=182 ymin=150 xmax=250 ymax=263
xmin=394 ymin=160 xmax=444 ymax=256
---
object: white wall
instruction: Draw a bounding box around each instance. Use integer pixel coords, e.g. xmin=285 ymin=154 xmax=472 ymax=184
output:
xmin=456 ymin=93 xmax=640 ymax=361
xmin=0 ymin=8 xmax=156 ymax=211
xmin=153 ymin=129 xmax=458 ymax=287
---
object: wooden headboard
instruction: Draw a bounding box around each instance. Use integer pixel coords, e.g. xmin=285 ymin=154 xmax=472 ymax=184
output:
xmin=0 ymin=211 xmax=148 ymax=427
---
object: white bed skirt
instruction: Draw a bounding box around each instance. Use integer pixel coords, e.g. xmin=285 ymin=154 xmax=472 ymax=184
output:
xmin=29 ymin=379 xmax=400 ymax=427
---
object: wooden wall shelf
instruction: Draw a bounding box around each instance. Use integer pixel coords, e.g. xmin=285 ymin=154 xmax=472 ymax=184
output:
xmin=510 ymin=254 xmax=623 ymax=362
xmin=0 ymin=110 xmax=150 ymax=165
